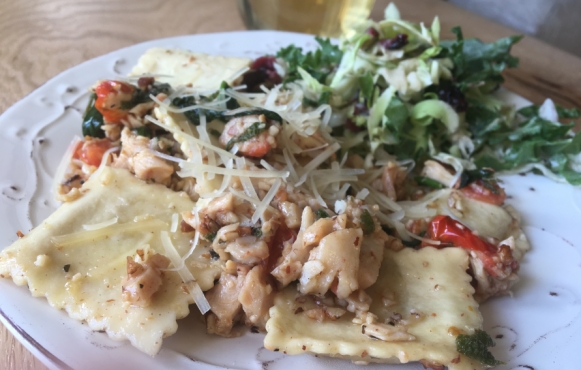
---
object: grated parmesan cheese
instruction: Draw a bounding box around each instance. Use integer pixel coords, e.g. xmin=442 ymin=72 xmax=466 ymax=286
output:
xmin=160 ymin=231 xmax=210 ymax=314
xmin=82 ymin=217 xmax=119 ymax=231
xmin=51 ymin=219 xmax=167 ymax=247
xmin=251 ymin=179 xmax=282 ymax=223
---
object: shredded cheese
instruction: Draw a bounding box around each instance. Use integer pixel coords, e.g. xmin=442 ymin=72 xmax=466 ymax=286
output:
xmin=170 ymin=213 xmax=179 ymax=233
xmin=178 ymin=163 xmax=289 ymax=179
xmin=160 ymin=231 xmax=210 ymax=314
xmin=251 ymin=179 xmax=282 ymax=223
xmin=355 ymin=188 xmax=370 ymax=200
xmin=296 ymin=142 xmax=341 ymax=186
xmin=51 ymin=136 xmax=83 ymax=199
xmin=51 ymin=219 xmax=167 ymax=247
xmin=82 ymin=217 xmax=119 ymax=231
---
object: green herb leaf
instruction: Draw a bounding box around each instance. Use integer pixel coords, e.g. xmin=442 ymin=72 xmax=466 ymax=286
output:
xmin=360 ymin=210 xmax=375 ymax=235
xmin=314 ymin=209 xmax=329 ymax=219
xmin=456 ymin=329 xmax=504 ymax=366
xmin=457 ymin=169 xmax=495 ymax=189
xmin=82 ymin=93 xmax=105 ymax=138
xmin=226 ymin=122 xmax=267 ymax=151
xmin=415 ymin=176 xmax=444 ymax=189
xmin=209 ymin=249 xmax=220 ymax=260
xmin=171 ymin=96 xmax=224 ymax=125
xmin=205 ymin=232 xmax=217 ymax=242
xmin=220 ymin=81 xmax=240 ymax=109
xmin=132 ymin=126 xmax=151 ymax=137
xmin=251 ymin=227 xmax=263 ymax=237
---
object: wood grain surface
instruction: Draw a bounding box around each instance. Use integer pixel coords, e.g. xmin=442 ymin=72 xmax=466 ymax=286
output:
xmin=0 ymin=0 xmax=580 ymax=369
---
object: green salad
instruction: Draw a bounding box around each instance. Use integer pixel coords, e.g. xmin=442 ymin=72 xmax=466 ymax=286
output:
xmin=268 ymin=3 xmax=581 ymax=185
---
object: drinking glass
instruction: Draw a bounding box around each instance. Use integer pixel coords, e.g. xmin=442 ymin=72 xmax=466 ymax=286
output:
xmin=237 ymin=0 xmax=376 ymax=38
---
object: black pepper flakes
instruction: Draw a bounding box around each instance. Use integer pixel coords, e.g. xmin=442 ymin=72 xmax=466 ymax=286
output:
xmin=63 ymin=264 xmax=71 ymax=273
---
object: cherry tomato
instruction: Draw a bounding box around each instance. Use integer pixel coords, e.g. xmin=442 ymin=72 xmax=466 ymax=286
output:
xmin=264 ymin=223 xmax=297 ymax=273
xmin=460 ymin=179 xmax=506 ymax=205
xmin=94 ymin=80 xmax=135 ymax=124
xmin=422 ymin=215 xmax=499 ymax=276
xmin=74 ymin=138 xmax=112 ymax=167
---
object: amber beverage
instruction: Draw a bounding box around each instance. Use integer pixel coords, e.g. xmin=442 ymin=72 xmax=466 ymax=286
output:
xmin=238 ymin=0 xmax=376 ymax=38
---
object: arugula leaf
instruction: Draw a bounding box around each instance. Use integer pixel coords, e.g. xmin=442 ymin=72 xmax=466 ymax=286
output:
xmin=441 ymin=27 xmax=522 ymax=92
xmin=518 ymin=103 xmax=580 ymax=120
xmin=276 ymin=37 xmax=342 ymax=84
xmin=359 ymin=71 xmax=375 ymax=103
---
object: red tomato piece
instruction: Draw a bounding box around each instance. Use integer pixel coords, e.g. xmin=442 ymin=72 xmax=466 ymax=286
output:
xmin=422 ymin=215 xmax=499 ymax=276
xmin=460 ymin=179 xmax=506 ymax=206
xmin=78 ymin=139 xmax=112 ymax=167
xmin=94 ymin=80 xmax=135 ymax=124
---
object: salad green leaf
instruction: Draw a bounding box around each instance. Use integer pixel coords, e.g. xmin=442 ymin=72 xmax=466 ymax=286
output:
xmin=276 ymin=37 xmax=343 ymax=84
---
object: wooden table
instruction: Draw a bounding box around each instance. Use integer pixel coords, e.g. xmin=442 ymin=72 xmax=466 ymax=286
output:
xmin=0 ymin=0 xmax=579 ymax=369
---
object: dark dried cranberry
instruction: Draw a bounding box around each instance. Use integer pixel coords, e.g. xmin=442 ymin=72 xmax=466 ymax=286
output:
xmin=435 ymin=83 xmax=468 ymax=112
xmin=345 ymin=118 xmax=363 ymax=132
xmin=243 ymin=56 xmax=282 ymax=91
xmin=137 ymin=77 xmax=155 ymax=89
xmin=251 ymin=56 xmax=276 ymax=71
xmin=379 ymin=33 xmax=409 ymax=50
xmin=365 ymin=27 xmax=379 ymax=38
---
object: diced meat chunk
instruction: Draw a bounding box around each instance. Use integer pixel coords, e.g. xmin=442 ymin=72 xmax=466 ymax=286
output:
xmin=271 ymin=207 xmax=316 ymax=286
xmin=421 ymin=160 xmax=454 ymax=187
xmin=112 ymin=128 xmax=174 ymax=184
xmin=132 ymin=149 xmax=174 ymax=183
xmin=225 ymin=236 xmax=269 ymax=265
xmin=279 ymin=201 xmax=301 ymax=229
xmin=205 ymin=273 xmax=245 ymax=337
xmin=238 ymin=265 xmax=274 ymax=330
xmin=357 ymin=233 xmax=387 ymax=290
xmin=299 ymin=228 xmax=363 ymax=299
xmin=121 ymin=250 xmax=170 ymax=307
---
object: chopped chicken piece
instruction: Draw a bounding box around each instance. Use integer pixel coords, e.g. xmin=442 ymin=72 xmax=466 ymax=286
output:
xmin=299 ymin=228 xmax=363 ymax=299
xmin=205 ymin=272 xmax=246 ymax=337
xmin=225 ymin=236 xmax=269 ymax=265
xmin=238 ymin=265 xmax=274 ymax=330
xmin=113 ymin=128 xmax=174 ymax=184
xmin=121 ymin=250 xmax=170 ymax=307
xmin=421 ymin=160 xmax=455 ymax=187
xmin=357 ymin=233 xmax=387 ymax=290
xmin=271 ymin=207 xmax=316 ymax=286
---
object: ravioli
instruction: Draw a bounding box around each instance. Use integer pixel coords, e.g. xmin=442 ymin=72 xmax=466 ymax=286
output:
xmin=130 ymin=47 xmax=251 ymax=89
xmin=0 ymin=167 xmax=221 ymax=355
xmin=265 ymin=247 xmax=486 ymax=370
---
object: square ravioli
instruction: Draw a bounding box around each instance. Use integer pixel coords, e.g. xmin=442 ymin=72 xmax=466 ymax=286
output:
xmin=265 ymin=247 xmax=486 ymax=370
xmin=0 ymin=167 xmax=221 ymax=355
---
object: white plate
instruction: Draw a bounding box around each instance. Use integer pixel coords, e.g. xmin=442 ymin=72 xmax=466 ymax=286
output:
xmin=1 ymin=31 xmax=580 ymax=370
